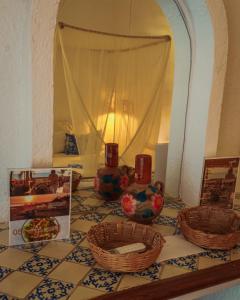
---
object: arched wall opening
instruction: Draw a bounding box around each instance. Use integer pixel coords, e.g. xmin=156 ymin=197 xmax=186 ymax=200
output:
xmin=0 ymin=0 xmax=228 ymax=221
xmin=53 ymin=0 xmax=176 ymax=181
xmin=30 ymin=0 xmax=227 ymax=205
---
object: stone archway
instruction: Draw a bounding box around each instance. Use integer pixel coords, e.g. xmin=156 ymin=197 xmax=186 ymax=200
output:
xmin=30 ymin=0 xmax=227 ymax=205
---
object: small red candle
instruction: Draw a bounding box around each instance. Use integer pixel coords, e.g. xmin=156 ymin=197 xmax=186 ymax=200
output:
xmin=135 ymin=154 xmax=152 ymax=184
xmin=105 ymin=143 xmax=118 ymax=168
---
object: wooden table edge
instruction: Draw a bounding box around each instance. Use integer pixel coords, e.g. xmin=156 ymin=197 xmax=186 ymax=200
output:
xmin=95 ymin=259 xmax=240 ymax=300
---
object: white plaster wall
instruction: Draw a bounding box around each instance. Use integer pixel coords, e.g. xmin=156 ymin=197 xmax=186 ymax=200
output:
xmin=32 ymin=0 xmax=60 ymax=168
xmin=0 ymin=0 xmax=32 ymax=222
xmin=205 ymin=0 xmax=228 ymax=157
xmin=157 ymin=0 xmax=190 ymax=197
xmin=218 ymin=0 xmax=240 ymax=157
xmin=180 ymin=0 xmax=215 ymax=206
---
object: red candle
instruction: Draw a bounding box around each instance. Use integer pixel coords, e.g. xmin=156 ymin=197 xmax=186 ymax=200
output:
xmin=105 ymin=143 xmax=118 ymax=168
xmin=135 ymin=154 xmax=152 ymax=184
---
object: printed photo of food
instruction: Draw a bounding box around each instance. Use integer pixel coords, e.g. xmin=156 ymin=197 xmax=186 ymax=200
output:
xmin=22 ymin=217 xmax=60 ymax=242
xmin=10 ymin=168 xmax=71 ymax=221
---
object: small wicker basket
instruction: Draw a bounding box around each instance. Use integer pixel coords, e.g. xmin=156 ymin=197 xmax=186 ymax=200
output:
xmin=87 ymin=221 xmax=165 ymax=272
xmin=178 ymin=206 xmax=240 ymax=250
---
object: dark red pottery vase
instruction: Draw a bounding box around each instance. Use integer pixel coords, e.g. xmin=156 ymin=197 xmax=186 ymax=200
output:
xmin=121 ymin=154 xmax=164 ymax=224
xmin=95 ymin=143 xmax=128 ymax=201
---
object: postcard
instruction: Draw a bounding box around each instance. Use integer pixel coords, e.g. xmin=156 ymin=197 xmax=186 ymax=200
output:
xmin=9 ymin=168 xmax=72 ymax=245
xmin=200 ymin=157 xmax=239 ymax=208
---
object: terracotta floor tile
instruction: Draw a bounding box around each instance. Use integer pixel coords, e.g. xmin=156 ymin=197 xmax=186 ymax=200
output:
xmin=71 ymin=219 xmax=97 ymax=233
xmin=231 ymin=249 xmax=240 ymax=261
xmin=160 ymin=264 xmax=191 ymax=279
xmin=161 ymin=208 xmax=179 ymax=218
xmin=103 ymin=215 xmax=126 ymax=223
xmin=0 ymin=271 xmax=42 ymax=298
xmin=83 ymin=198 xmax=104 ymax=207
xmin=77 ymin=190 xmax=94 ymax=198
xmin=0 ymin=248 xmax=33 ymax=269
xmin=198 ymin=256 xmax=225 ymax=270
xmin=79 ymin=238 xmax=89 ymax=248
xmin=68 ymin=286 xmax=105 ymax=300
xmin=49 ymin=261 xmax=90 ymax=284
xmin=152 ymin=224 xmax=176 ymax=236
xmin=0 ymin=230 xmax=9 ymax=246
xmin=117 ymin=275 xmax=150 ymax=291
xmin=96 ymin=206 xmax=113 ymax=214
xmin=38 ymin=241 xmax=74 ymax=259
xmin=0 ymin=224 xmax=8 ymax=231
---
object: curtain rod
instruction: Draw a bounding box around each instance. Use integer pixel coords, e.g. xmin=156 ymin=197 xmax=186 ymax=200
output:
xmin=58 ymin=22 xmax=171 ymax=42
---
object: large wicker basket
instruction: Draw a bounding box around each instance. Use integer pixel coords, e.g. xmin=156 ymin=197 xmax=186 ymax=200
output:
xmin=178 ymin=206 xmax=240 ymax=250
xmin=87 ymin=221 xmax=165 ymax=272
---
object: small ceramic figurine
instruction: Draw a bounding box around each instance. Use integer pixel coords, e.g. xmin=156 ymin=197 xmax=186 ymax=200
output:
xmin=121 ymin=154 xmax=164 ymax=224
xmin=95 ymin=143 xmax=128 ymax=201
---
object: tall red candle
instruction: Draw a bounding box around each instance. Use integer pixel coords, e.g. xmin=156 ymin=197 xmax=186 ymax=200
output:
xmin=105 ymin=143 xmax=118 ymax=168
xmin=135 ymin=154 xmax=152 ymax=184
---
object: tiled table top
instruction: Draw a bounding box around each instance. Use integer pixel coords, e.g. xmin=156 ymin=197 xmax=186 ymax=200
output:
xmin=0 ymin=181 xmax=240 ymax=300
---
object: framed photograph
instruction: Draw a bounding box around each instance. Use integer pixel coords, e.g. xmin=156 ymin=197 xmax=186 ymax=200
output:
xmin=200 ymin=157 xmax=239 ymax=208
xmin=9 ymin=168 xmax=72 ymax=246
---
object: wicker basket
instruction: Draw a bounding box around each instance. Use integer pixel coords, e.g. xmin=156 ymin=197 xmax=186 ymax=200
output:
xmin=87 ymin=221 xmax=165 ymax=272
xmin=178 ymin=206 xmax=240 ymax=250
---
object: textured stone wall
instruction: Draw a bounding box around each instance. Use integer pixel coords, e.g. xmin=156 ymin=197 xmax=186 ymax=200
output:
xmin=0 ymin=0 xmax=32 ymax=221
xmin=32 ymin=0 xmax=60 ymax=167
xmin=218 ymin=0 xmax=240 ymax=157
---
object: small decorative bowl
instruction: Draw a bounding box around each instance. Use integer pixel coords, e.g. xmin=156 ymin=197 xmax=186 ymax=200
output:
xmin=121 ymin=181 xmax=164 ymax=224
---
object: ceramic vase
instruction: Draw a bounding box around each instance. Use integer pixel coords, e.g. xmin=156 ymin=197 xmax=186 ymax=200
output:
xmin=121 ymin=154 xmax=164 ymax=224
xmin=95 ymin=143 xmax=129 ymax=201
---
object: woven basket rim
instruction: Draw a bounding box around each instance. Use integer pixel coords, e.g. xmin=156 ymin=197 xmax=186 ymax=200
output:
xmin=178 ymin=206 xmax=240 ymax=237
xmin=87 ymin=221 xmax=165 ymax=258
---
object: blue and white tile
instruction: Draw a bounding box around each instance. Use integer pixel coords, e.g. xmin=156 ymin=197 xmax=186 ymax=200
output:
xmin=0 ymin=294 xmax=13 ymax=300
xmin=111 ymin=208 xmax=125 ymax=217
xmin=174 ymin=226 xmax=181 ymax=235
xmin=154 ymin=215 xmax=177 ymax=227
xmin=76 ymin=189 xmax=94 ymax=198
xmin=66 ymin=246 xmax=95 ymax=266
xmin=165 ymin=254 xmax=198 ymax=271
xmin=0 ymin=245 xmax=7 ymax=254
xmin=71 ymin=204 xmax=93 ymax=215
xmin=64 ymin=231 xmax=86 ymax=245
xmin=81 ymin=267 xmax=122 ymax=293
xmin=71 ymin=195 xmax=81 ymax=202
xmin=164 ymin=198 xmax=185 ymax=210
xmin=102 ymin=201 xmax=121 ymax=209
xmin=18 ymin=255 xmax=60 ymax=276
xmin=0 ymin=266 xmax=12 ymax=281
xmin=133 ymin=263 xmax=162 ymax=281
xmin=199 ymin=249 xmax=230 ymax=262
xmin=78 ymin=212 xmax=105 ymax=223
xmin=28 ymin=278 xmax=75 ymax=300
xmin=14 ymin=242 xmax=48 ymax=254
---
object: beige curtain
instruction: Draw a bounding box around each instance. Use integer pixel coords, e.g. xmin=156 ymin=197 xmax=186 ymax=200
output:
xmin=55 ymin=25 xmax=171 ymax=173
